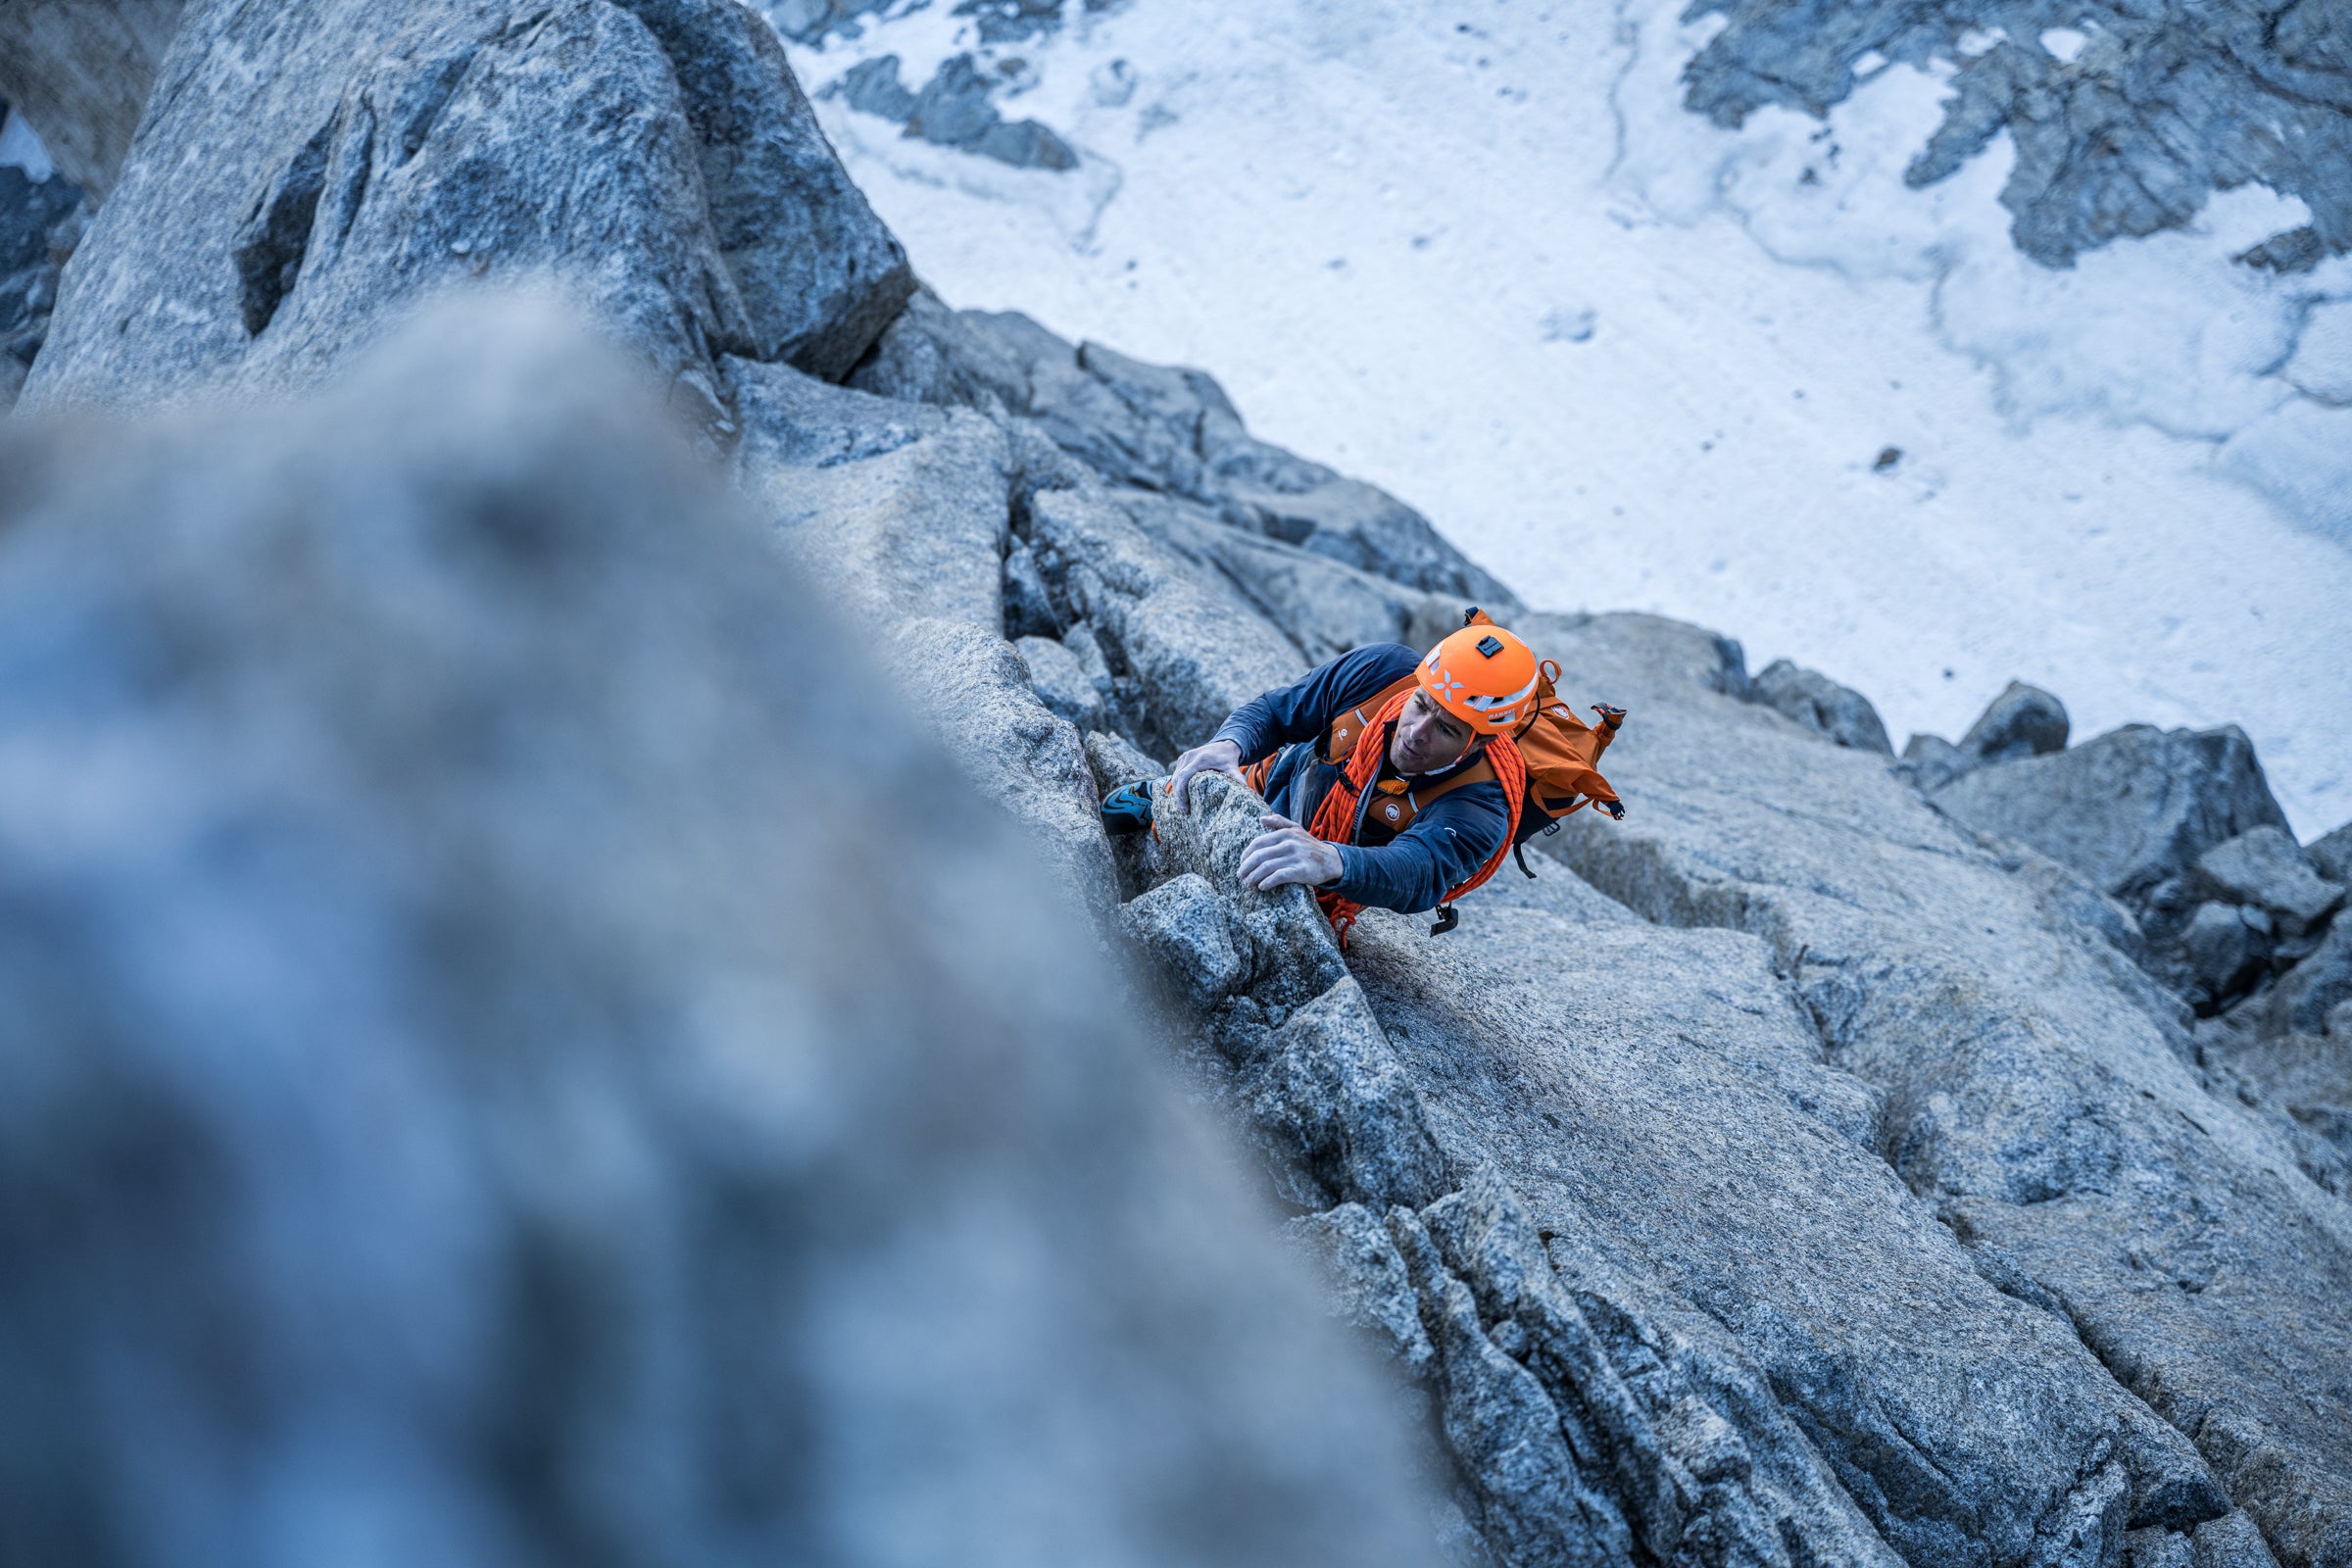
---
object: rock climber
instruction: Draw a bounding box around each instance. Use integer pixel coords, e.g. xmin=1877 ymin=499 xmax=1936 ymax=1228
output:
xmin=1102 ymin=618 xmax=1624 ymax=925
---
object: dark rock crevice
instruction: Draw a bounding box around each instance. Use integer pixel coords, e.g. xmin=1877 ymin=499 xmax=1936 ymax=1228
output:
xmin=231 ymin=113 xmax=338 ymax=336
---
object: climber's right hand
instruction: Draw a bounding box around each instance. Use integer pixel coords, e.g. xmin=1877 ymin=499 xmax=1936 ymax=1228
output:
xmin=1166 ymin=738 xmax=1246 ymax=814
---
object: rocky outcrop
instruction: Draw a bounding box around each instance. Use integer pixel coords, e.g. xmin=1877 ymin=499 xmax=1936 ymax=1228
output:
xmin=1527 ymin=614 xmax=2351 ymax=1568
xmin=1927 ymin=722 xmax=2308 ymax=1011
xmin=24 ymin=0 xmax=911 ymax=416
xmin=1931 ymin=724 xmax=2290 ymax=913
xmin=1681 ymin=0 xmax=2352 ymax=270
xmin=850 ymin=288 xmax=1520 ymax=604
xmin=720 ymin=357 xmax=1126 ymax=919
xmin=2196 ymin=829 xmax=2345 ymax=941
xmin=0 ymin=302 xmax=1439 ymax=1567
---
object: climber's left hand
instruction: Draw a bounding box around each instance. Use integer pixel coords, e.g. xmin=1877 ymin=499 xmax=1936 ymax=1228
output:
xmin=1238 ymin=813 xmax=1344 ymax=892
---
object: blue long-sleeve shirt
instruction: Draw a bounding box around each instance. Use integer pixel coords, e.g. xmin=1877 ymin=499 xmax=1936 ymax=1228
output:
xmin=1213 ymin=644 xmax=1511 ymax=915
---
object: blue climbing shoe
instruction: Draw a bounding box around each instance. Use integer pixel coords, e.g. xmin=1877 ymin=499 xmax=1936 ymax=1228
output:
xmin=1101 ymin=779 xmax=1157 ymax=836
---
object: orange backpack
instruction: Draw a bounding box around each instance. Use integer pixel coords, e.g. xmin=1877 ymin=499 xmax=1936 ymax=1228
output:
xmin=1457 ymin=608 xmax=1625 ymax=918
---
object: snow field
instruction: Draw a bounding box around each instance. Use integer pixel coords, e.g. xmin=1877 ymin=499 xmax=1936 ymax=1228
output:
xmin=784 ymin=0 xmax=2352 ymax=834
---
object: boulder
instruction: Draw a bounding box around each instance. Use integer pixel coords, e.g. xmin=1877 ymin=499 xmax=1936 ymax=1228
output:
xmin=1930 ymin=723 xmax=2290 ymax=909
xmin=1120 ymin=871 xmax=1250 ymax=1012
xmin=2194 ymin=1511 xmax=2286 ymax=1568
xmin=1901 ymin=731 xmax=1973 ymax=790
xmin=0 ymin=0 xmax=185 ymax=197
xmin=24 ymin=0 xmax=910 ymax=415
xmin=2203 ymin=1024 xmax=2352 ymax=1196
xmin=2181 ymin=901 xmax=2261 ymax=998
xmin=0 ymin=304 xmax=1438 ymax=1568
xmin=2308 ymin=820 xmax=2352 ymax=888
xmin=1959 ymin=680 xmax=2071 ymax=763
xmin=2129 ymin=1513 xmax=2286 ymax=1568
xmin=1748 ymin=657 xmax=1894 ymax=753
xmin=2259 ymin=922 xmax=2352 ymax=1044
xmin=847 ymin=283 xmax=1032 ymax=416
xmin=2194 ymin=827 xmax=2345 ymax=936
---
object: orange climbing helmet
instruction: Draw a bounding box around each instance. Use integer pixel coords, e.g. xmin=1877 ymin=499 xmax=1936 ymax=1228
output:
xmin=1417 ymin=618 xmax=1541 ymax=734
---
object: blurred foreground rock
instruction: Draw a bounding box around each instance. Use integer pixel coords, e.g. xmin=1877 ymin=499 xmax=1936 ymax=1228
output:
xmin=0 ymin=306 xmax=1439 ymax=1568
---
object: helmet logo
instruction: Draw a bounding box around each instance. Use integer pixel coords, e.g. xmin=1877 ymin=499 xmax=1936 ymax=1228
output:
xmin=1384 ymin=803 xmax=1401 ymax=821
xmin=1476 ymin=635 xmax=1504 ymax=658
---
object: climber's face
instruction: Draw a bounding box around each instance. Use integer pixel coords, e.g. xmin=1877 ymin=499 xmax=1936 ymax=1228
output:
xmin=1391 ymin=688 xmax=1477 ymax=776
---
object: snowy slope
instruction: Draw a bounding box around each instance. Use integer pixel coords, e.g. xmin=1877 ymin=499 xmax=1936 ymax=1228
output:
xmin=775 ymin=0 xmax=2352 ymax=836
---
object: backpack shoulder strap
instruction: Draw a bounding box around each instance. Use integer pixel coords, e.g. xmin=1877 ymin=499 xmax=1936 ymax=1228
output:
xmin=1405 ymin=754 xmax=1498 ymax=808
xmin=1321 ymin=670 xmax=1423 ymax=763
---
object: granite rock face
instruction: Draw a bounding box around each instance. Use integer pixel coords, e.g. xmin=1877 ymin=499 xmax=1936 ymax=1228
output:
xmin=1138 ymin=776 xmax=2230 ymax=1568
xmin=24 ymin=0 xmax=910 ymax=416
xmin=720 ymin=356 xmax=1123 ymax=921
xmin=1531 ymin=614 xmax=2352 ymax=1568
xmin=0 ymin=305 xmax=1438 ymax=1568
xmin=1682 ymin=0 xmax=2352 ymax=270
xmin=1021 ymin=483 xmax=1307 ymax=755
